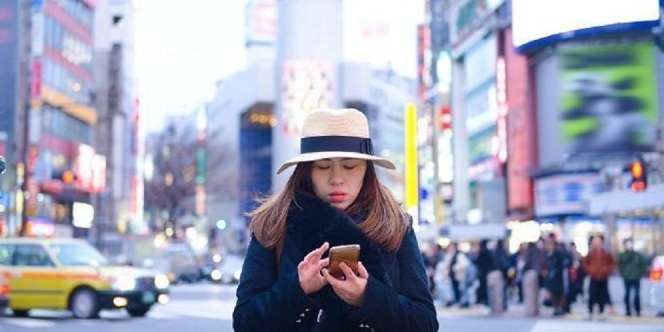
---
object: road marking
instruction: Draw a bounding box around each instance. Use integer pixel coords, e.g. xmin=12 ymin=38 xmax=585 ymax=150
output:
xmin=1 ymin=318 xmax=56 ymax=328
xmin=530 ymin=320 xmax=664 ymax=332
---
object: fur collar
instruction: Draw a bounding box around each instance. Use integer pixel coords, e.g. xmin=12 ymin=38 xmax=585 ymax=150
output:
xmin=286 ymin=193 xmax=388 ymax=283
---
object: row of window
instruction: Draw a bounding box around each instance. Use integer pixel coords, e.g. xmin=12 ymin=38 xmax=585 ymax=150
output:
xmin=57 ymin=0 xmax=93 ymax=30
xmin=42 ymin=57 xmax=91 ymax=105
xmin=0 ymin=244 xmax=54 ymax=267
xmin=41 ymin=104 xmax=92 ymax=144
xmin=44 ymin=14 xmax=93 ymax=72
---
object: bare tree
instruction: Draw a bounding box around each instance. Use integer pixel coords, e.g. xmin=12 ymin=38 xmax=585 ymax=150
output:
xmin=144 ymin=121 xmax=231 ymax=235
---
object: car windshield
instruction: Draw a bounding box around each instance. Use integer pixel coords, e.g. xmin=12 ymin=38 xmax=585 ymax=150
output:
xmin=49 ymin=243 xmax=110 ymax=267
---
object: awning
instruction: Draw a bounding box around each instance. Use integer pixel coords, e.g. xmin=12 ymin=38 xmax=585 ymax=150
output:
xmin=589 ymin=183 xmax=664 ymax=215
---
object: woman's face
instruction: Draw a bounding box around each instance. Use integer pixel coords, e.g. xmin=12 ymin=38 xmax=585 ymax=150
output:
xmin=311 ymin=158 xmax=367 ymax=210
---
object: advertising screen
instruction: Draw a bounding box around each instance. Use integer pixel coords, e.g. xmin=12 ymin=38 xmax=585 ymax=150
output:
xmin=513 ymin=0 xmax=660 ymax=51
xmin=559 ymin=42 xmax=659 ymax=154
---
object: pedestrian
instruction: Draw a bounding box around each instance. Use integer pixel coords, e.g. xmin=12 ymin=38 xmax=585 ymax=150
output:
xmin=618 ymin=238 xmax=649 ymax=317
xmin=523 ymin=242 xmax=544 ymax=316
xmin=512 ymin=243 xmax=528 ymax=304
xmin=542 ymin=235 xmax=566 ymax=316
xmin=232 ymin=108 xmax=438 ymax=332
xmin=565 ymin=241 xmax=585 ymax=313
xmin=583 ymin=235 xmax=616 ymax=320
xmin=473 ymin=240 xmax=494 ymax=306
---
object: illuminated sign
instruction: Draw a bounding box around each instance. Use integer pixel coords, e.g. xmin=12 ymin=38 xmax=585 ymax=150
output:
xmin=513 ymin=0 xmax=660 ymax=51
xmin=280 ymin=60 xmax=335 ymax=137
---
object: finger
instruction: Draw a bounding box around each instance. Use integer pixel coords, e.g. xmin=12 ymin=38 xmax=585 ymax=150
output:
xmin=304 ymin=242 xmax=329 ymax=263
xmin=339 ymin=262 xmax=357 ymax=282
xmin=357 ymin=262 xmax=369 ymax=279
xmin=322 ymin=268 xmax=343 ymax=288
xmin=318 ymin=258 xmax=330 ymax=269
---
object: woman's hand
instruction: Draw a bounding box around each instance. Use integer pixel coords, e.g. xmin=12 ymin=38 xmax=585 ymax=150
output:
xmin=298 ymin=242 xmax=330 ymax=295
xmin=322 ymin=261 xmax=369 ymax=307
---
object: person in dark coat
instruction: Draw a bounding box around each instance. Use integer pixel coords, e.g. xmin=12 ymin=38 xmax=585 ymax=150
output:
xmin=542 ymin=235 xmax=567 ymax=316
xmin=232 ymin=109 xmax=438 ymax=332
xmin=473 ymin=240 xmax=494 ymax=306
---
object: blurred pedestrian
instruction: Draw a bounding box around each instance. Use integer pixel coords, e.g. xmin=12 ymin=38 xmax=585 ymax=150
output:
xmin=542 ymin=235 xmax=566 ymax=316
xmin=512 ymin=243 xmax=528 ymax=303
xmin=473 ymin=240 xmax=494 ymax=306
xmin=583 ymin=235 xmax=616 ymax=320
xmin=565 ymin=241 xmax=585 ymax=313
xmin=523 ymin=242 xmax=544 ymax=316
xmin=233 ymin=108 xmax=438 ymax=331
xmin=618 ymin=238 xmax=649 ymax=317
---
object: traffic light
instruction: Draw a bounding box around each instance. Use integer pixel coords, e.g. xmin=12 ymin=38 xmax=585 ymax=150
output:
xmin=629 ymin=159 xmax=647 ymax=192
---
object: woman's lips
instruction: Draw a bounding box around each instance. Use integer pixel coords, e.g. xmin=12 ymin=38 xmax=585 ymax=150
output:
xmin=329 ymin=193 xmax=347 ymax=203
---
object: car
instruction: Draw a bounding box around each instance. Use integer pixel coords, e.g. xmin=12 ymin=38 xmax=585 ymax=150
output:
xmin=145 ymin=242 xmax=202 ymax=284
xmin=0 ymin=238 xmax=171 ymax=319
xmin=210 ymin=254 xmax=243 ymax=285
xmin=0 ymin=270 xmax=9 ymax=317
xmin=650 ymin=255 xmax=664 ymax=316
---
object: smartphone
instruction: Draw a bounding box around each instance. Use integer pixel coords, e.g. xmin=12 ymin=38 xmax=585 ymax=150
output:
xmin=328 ymin=244 xmax=360 ymax=279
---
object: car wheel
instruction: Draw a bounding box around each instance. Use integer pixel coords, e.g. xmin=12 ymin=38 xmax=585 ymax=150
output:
xmin=127 ymin=305 xmax=151 ymax=317
xmin=13 ymin=309 xmax=29 ymax=317
xmin=70 ymin=288 xmax=100 ymax=319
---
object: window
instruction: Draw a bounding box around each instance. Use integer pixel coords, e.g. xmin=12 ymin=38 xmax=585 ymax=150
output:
xmin=0 ymin=244 xmax=14 ymax=266
xmin=13 ymin=244 xmax=55 ymax=267
xmin=49 ymin=243 xmax=109 ymax=267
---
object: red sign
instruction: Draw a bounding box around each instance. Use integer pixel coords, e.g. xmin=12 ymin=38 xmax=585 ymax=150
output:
xmin=31 ymin=59 xmax=42 ymax=99
xmin=504 ymin=28 xmax=536 ymax=218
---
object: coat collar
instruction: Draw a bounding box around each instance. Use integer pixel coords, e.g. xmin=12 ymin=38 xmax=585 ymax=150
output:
xmin=286 ymin=192 xmax=387 ymax=283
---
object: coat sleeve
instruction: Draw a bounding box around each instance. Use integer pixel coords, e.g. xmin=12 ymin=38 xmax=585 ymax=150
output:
xmin=347 ymin=228 xmax=439 ymax=332
xmin=233 ymin=236 xmax=311 ymax=331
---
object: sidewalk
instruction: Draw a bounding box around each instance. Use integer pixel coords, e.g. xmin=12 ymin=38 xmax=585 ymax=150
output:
xmin=437 ymin=303 xmax=663 ymax=325
xmin=436 ymin=276 xmax=663 ymax=325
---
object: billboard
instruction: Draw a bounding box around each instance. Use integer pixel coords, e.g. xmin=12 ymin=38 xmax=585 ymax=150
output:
xmin=559 ymin=42 xmax=659 ymax=154
xmin=534 ymin=173 xmax=606 ymax=217
xmin=513 ymin=0 xmax=660 ymax=51
xmin=0 ymin=0 xmax=18 ymax=158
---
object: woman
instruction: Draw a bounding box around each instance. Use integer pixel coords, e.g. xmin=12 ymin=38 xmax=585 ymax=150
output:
xmin=232 ymin=109 xmax=439 ymax=331
xmin=583 ymin=235 xmax=615 ymax=320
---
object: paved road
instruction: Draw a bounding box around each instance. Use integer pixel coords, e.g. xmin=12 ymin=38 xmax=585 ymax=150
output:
xmin=1 ymin=283 xmax=662 ymax=332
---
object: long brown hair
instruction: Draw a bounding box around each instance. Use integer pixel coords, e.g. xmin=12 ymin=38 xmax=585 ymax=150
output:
xmin=248 ymin=161 xmax=409 ymax=252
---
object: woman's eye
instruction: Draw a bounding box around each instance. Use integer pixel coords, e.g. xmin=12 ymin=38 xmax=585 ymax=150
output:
xmin=316 ymin=165 xmax=331 ymax=170
xmin=343 ymin=165 xmax=357 ymax=170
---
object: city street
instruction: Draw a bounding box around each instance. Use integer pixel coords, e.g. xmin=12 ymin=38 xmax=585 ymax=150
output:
xmin=1 ymin=283 xmax=663 ymax=332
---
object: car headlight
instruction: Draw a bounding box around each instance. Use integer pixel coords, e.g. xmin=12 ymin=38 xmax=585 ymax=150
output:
xmin=155 ymin=274 xmax=170 ymax=289
xmin=233 ymin=270 xmax=242 ymax=281
xmin=112 ymin=276 xmax=136 ymax=291
xmin=211 ymin=269 xmax=222 ymax=281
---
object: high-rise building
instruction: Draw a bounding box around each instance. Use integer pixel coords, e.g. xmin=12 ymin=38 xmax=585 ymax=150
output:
xmin=93 ymin=0 xmax=142 ymax=240
xmin=1 ymin=0 xmax=103 ymax=238
xmin=205 ymin=0 xmax=415 ymax=251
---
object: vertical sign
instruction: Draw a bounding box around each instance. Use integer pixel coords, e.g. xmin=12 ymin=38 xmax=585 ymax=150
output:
xmin=405 ymin=103 xmax=419 ymax=221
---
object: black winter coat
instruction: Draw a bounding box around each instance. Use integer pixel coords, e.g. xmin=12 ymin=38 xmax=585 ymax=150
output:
xmin=232 ymin=194 xmax=439 ymax=332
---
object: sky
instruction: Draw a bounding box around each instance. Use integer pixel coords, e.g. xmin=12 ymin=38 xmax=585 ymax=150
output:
xmin=134 ymin=0 xmax=422 ymax=133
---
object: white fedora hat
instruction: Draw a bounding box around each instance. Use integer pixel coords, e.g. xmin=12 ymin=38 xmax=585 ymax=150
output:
xmin=277 ymin=108 xmax=396 ymax=174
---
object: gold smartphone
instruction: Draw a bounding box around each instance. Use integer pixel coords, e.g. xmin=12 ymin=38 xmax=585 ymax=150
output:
xmin=328 ymin=244 xmax=360 ymax=279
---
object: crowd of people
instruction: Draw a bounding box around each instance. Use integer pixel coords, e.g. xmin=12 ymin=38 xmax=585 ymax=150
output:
xmin=421 ymin=234 xmax=652 ymax=319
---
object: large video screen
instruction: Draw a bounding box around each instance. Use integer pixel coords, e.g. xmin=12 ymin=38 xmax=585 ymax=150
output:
xmin=513 ymin=0 xmax=660 ymax=51
xmin=559 ymin=42 xmax=659 ymax=154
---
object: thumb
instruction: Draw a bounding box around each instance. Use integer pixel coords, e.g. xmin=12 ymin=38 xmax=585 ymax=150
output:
xmin=357 ymin=262 xmax=369 ymax=279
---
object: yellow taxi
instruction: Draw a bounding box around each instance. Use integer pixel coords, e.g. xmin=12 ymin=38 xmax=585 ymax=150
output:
xmin=0 ymin=238 xmax=170 ymax=319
